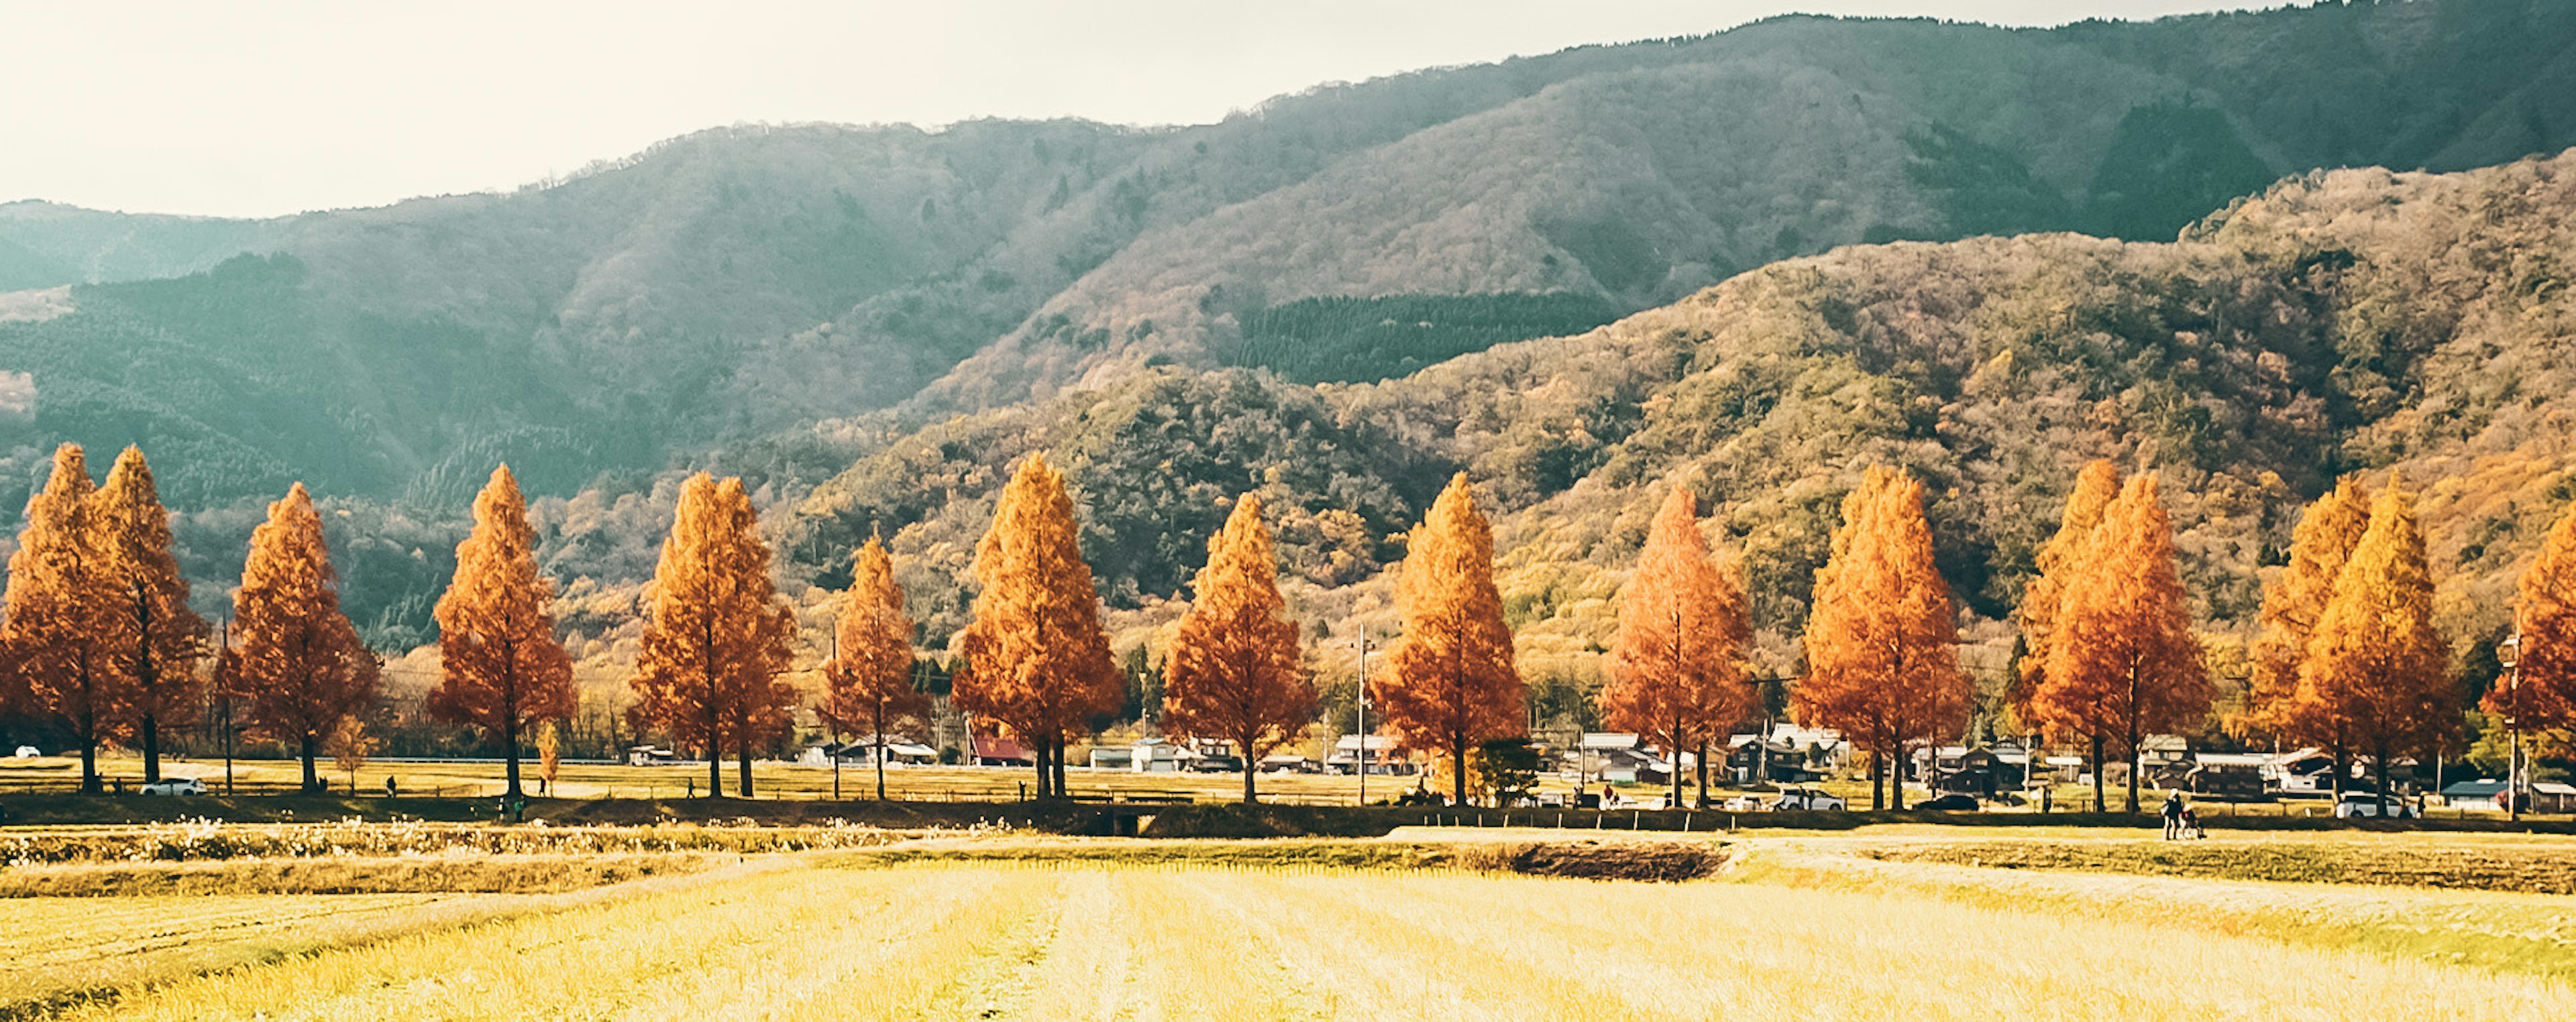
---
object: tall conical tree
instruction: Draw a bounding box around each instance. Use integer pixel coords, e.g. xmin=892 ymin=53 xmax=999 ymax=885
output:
xmin=96 ymin=447 xmax=207 ymax=785
xmin=822 ymin=532 xmax=931 ymax=801
xmin=2033 ymin=473 xmax=2210 ymax=813
xmin=223 ymin=484 xmax=380 ymax=793
xmin=2012 ymin=460 xmax=2121 ymax=732
xmin=427 ymin=465 xmax=575 ymax=802
xmin=2497 ymin=495 xmax=2576 ymax=735
xmin=952 ymin=454 xmax=1121 ymax=798
xmin=1374 ymin=473 xmax=1524 ymax=807
xmin=1793 ymin=466 xmax=1969 ymax=811
xmin=2301 ymin=477 xmax=2457 ymax=817
xmin=2248 ymin=475 xmax=2373 ymax=797
xmin=1602 ymin=486 xmax=1752 ymax=807
xmin=1163 ymin=496 xmax=1316 ymax=805
xmin=5 ymin=445 xmax=132 ymax=793
xmin=630 ymin=474 xmax=797 ymax=798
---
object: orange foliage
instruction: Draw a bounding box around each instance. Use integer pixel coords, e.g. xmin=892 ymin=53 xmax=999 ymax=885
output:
xmin=629 ymin=473 xmax=797 ymax=797
xmin=96 ymin=447 xmax=208 ymax=785
xmin=1602 ymin=486 xmax=1752 ymax=806
xmin=428 ymin=465 xmax=575 ymax=800
xmin=221 ymin=484 xmax=381 ymax=793
xmin=1163 ymin=496 xmax=1316 ymax=805
xmin=1792 ymin=466 xmax=1968 ymax=811
xmin=2247 ymin=475 xmax=2371 ymax=746
xmin=2031 ymin=473 xmax=2210 ymax=812
xmin=4 ymin=445 xmax=133 ymax=793
xmin=952 ymin=454 xmax=1122 ymax=798
xmin=2500 ymin=494 xmax=2576 ymax=730
xmin=1373 ymin=473 xmax=1523 ymax=807
xmin=2011 ymin=459 xmax=2118 ymax=730
xmin=822 ymin=532 xmax=932 ymax=801
xmin=2298 ymin=477 xmax=2458 ymax=809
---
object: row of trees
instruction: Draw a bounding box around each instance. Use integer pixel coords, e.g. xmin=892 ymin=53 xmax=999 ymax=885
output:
xmin=11 ymin=441 xmax=2561 ymax=812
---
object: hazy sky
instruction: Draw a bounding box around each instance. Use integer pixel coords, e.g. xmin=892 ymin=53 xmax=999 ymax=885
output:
xmin=4 ymin=1 xmax=2288 ymax=218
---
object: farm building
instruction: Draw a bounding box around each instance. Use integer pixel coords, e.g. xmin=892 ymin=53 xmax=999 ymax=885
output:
xmin=2185 ymin=753 xmax=2268 ymax=798
xmin=1326 ymin=735 xmax=1413 ymax=775
xmin=1087 ymin=741 xmax=1193 ymax=772
xmin=973 ymin=736 xmax=1033 ymax=767
xmin=1259 ymin=754 xmax=1320 ymax=774
xmin=2440 ymin=779 xmax=2509 ymax=811
xmin=802 ymin=739 xmax=938 ymax=767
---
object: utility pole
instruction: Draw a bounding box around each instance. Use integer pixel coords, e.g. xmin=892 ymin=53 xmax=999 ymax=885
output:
xmin=2502 ymin=624 xmax=2526 ymax=822
xmin=217 ymin=618 xmax=233 ymax=797
xmin=829 ymin=629 xmax=842 ymax=803
xmin=1356 ymin=635 xmax=1372 ymax=807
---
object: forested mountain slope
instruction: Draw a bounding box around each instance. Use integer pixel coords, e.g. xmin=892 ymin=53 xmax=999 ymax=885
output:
xmin=781 ymin=148 xmax=2576 ymax=711
xmin=3 ymin=0 xmax=2570 ymax=517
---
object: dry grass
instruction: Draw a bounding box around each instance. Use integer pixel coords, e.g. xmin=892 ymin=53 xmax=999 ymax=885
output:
xmin=0 ymin=817 xmax=915 ymax=864
xmin=36 ymin=858 xmax=2576 ymax=1020
xmin=0 ymin=852 xmax=709 ymax=898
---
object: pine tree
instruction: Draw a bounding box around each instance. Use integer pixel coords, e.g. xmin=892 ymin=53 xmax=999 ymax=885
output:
xmin=629 ymin=474 xmax=796 ymax=798
xmin=822 ymin=532 xmax=931 ymax=801
xmin=2248 ymin=475 xmax=2372 ymax=794
xmin=2033 ymin=473 xmax=2210 ymax=813
xmin=1163 ymin=496 xmax=1316 ymax=805
xmin=95 ymin=447 xmax=207 ymax=785
xmin=2012 ymin=460 xmax=2120 ymax=732
xmin=2498 ymin=495 xmax=2576 ymax=733
xmin=1792 ymin=466 xmax=1969 ymax=811
xmin=1373 ymin=473 xmax=1524 ymax=807
xmin=4 ymin=445 xmax=132 ymax=794
xmin=223 ymin=484 xmax=380 ymax=793
xmin=1602 ymin=486 xmax=1752 ymax=807
xmin=953 ymin=454 xmax=1121 ymax=798
xmin=2301 ymin=477 xmax=2457 ymax=816
xmin=427 ymin=465 xmax=575 ymax=801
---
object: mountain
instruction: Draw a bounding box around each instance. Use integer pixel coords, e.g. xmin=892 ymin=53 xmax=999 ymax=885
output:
xmin=777 ymin=146 xmax=2576 ymax=721
xmin=4 ymin=0 xmax=2572 ymax=518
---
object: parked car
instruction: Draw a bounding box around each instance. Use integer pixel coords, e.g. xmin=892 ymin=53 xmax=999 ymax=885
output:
xmin=140 ymin=778 xmax=206 ymax=796
xmin=1720 ymin=795 xmax=1768 ymax=811
xmin=1772 ymin=787 xmax=1847 ymax=811
xmin=10 ymin=745 xmax=37 ymax=758
xmin=1916 ymin=793 xmax=1980 ymax=811
xmin=2333 ymin=793 xmax=2417 ymax=819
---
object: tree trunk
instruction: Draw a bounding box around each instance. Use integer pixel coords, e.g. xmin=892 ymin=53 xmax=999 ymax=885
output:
xmin=1696 ymin=739 xmax=1711 ymax=808
xmin=1870 ymin=752 xmax=1884 ymax=811
xmin=301 ymin=733 xmax=321 ymax=793
xmin=1453 ymin=738 xmax=1471 ymax=809
xmin=1033 ymin=741 xmax=1052 ymax=799
xmin=502 ymin=715 xmax=523 ymax=801
xmin=1053 ymin=738 xmax=1069 ymax=797
xmin=706 ymin=738 xmax=724 ymax=798
xmin=875 ymin=738 xmax=889 ymax=802
xmin=1890 ymin=744 xmax=1907 ymax=811
xmin=739 ymin=736 xmax=755 ymax=798
xmin=1670 ymin=716 xmax=1685 ymax=809
xmin=2328 ymin=746 xmax=2347 ymax=805
xmin=141 ymin=714 xmax=162 ymax=785
xmin=2089 ymin=734 xmax=2105 ymax=813
xmin=2374 ymin=746 xmax=2392 ymax=819
xmin=2123 ymin=707 xmax=2141 ymax=815
xmin=1242 ymin=759 xmax=1257 ymax=805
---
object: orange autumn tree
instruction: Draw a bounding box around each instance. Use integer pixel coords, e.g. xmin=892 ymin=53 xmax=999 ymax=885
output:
xmin=427 ymin=465 xmax=575 ymax=802
xmin=1603 ymin=486 xmax=1752 ymax=808
xmin=2247 ymin=475 xmax=2372 ymax=792
xmin=1374 ymin=473 xmax=1524 ymax=807
xmin=2496 ymin=494 xmax=2576 ymax=740
xmin=1793 ymin=466 xmax=1969 ymax=811
xmin=97 ymin=447 xmax=207 ymax=785
xmin=2011 ymin=459 xmax=2121 ymax=731
xmin=224 ymin=484 xmax=380 ymax=793
xmin=630 ymin=473 xmax=797 ymax=798
xmin=822 ymin=532 xmax=931 ymax=801
xmin=953 ymin=454 xmax=1122 ymax=798
xmin=5 ymin=445 xmax=132 ymax=793
xmin=2300 ymin=478 xmax=2458 ymax=816
xmin=1163 ymin=496 xmax=1316 ymax=805
xmin=2032 ymin=473 xmax=2210 ymax=813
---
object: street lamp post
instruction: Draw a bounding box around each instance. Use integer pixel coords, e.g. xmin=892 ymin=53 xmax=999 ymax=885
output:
xmin=2501 ymin=628 xmax=2525 ymax=822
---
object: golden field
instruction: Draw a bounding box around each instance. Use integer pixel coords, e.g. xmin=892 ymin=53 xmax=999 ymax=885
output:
xmin=2 ymin=824 xmax=2571 ymax=1020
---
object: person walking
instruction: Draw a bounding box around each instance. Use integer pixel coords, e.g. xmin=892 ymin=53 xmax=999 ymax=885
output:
xmin=2160 ymin=790 xmax=2184 ymax=840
